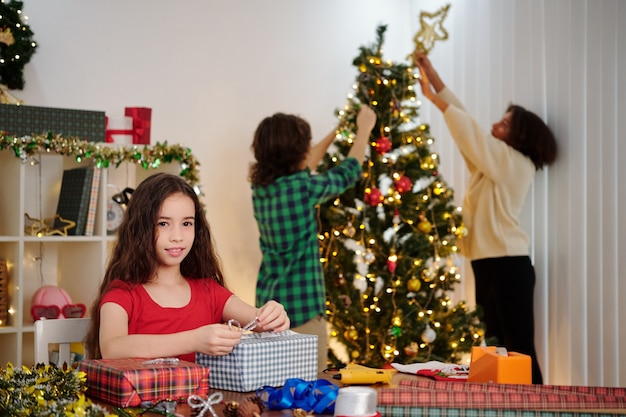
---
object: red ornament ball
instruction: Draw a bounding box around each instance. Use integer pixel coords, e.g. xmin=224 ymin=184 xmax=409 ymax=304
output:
xmin=365 ymin=187 xmax=384 ymax=206
xmin=394 ymin=175 xmax=412 ymax=193
xmin=374 ymin=136 xmax=392 ymax=154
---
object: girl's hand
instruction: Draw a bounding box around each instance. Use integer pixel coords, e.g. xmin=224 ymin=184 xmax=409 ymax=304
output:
xmin=194 ymin=323 xmax=243 ymax=356
xmin=413 ymin=51 xmax=433 ymax=72
xmin=256 ymin=300 xmax=290 ymax=332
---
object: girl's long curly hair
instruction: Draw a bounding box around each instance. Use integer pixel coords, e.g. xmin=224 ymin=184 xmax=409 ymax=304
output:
xmin=84 ymin=172 xmax=224 ymax=359
xmin=506 ymin=104 xmax=558 ymax=170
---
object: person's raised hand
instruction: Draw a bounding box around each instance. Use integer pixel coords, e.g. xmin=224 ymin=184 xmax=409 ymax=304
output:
xmin=417 ymin=66 xmax=437 ymax=102
xmin=413 ymin=51 xmax=430 ymax=70
xmin=356 ymin=105 xmax=377 ymax=133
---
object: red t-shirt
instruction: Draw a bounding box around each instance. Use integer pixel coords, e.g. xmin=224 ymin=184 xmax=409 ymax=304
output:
xmin=101 ymin=278 xmax=233 ymax=362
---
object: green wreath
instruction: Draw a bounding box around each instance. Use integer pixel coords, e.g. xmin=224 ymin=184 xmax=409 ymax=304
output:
xmin=0 ymin=0 xmax=38 ymax=90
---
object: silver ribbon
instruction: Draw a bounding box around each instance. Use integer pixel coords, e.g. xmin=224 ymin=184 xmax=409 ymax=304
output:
xmin=187 ymin=392 xmax=223 ymax=417
xmin=142 ymin=357 xmax=180 ymax=365
xmin=227 ymin=317 xmax=258 ymax=332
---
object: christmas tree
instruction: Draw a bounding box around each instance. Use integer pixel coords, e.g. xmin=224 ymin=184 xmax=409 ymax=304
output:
xmin=317 ymin=25 xmax=486 ymax=368
xmin=0 ymin=0 xmax=38 ymax=104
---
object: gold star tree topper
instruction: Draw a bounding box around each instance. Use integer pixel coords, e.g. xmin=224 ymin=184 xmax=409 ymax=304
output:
xmin=412 ymin=4 xmax=451 ymax=55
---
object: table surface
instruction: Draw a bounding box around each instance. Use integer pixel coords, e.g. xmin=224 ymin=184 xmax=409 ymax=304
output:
xmin=100 ymin=370 xmax=415 ymax=416
xmin=100 ymin=371 xmax=626 ymax=416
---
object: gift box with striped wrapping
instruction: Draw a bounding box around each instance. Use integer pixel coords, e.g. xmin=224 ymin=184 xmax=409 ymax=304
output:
xmin=377 ymin=379 xmax=626 ymax=416
xmin=78 ymin=358 xmax=210 ymax=407
xmin=196 ymin=330 xmax=318 ymax=392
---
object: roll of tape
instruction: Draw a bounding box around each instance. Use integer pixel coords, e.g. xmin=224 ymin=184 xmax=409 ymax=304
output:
xmin=334 ymin=386 xmax=380 ymax=417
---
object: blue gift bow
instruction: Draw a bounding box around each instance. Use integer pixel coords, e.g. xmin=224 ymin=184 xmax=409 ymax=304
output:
xmin=257 ymin=378 xmax=339 ymax=414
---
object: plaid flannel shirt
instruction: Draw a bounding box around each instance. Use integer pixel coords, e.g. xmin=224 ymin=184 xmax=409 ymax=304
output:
xmin=253 ymin=157 xmax=362 ymax=327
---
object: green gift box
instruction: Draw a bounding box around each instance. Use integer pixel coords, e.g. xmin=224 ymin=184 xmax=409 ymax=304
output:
xmin=0 ymin=103 xmax=105 ymax=142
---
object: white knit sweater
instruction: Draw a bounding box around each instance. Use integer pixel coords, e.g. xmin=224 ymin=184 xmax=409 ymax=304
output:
xmin=440 ymin=87 xmax=535 ymax=261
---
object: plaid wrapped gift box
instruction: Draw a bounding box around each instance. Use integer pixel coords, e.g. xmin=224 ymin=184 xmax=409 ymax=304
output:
xmin=377 ymin=379 xmax=626 ymax=416
xmin=0 ymin=104 xmax=105 ymax=142
xmin=78 ymin=358 xmax=210 ymax=407
xmin=196 ymin=330 xmax=317 ymax=392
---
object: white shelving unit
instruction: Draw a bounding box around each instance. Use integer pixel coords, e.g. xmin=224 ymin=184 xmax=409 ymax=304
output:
xmin=0 ymin=149 xmax=181 ymax=366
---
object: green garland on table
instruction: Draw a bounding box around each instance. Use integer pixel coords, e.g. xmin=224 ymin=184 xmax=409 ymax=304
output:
xmin=0 ymin=362 xmax=114 ymax=417
xmin=0 ymin=132 xmax=202 ymax=194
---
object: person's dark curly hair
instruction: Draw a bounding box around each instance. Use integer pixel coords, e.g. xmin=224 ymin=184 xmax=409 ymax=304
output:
xmin=506 ymin=105 xmax=558 ymax=170
xmin=84 ymin=172 xmax=224 ymax=359
xmin=249 ymin=113 xmax=312 ymax=186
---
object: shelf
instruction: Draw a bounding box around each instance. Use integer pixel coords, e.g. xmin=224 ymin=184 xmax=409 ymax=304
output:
xmin=0 ymin=148 xmax=191 ymax=366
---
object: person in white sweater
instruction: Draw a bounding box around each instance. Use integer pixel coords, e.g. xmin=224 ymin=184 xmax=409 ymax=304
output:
xmin=414 ymin=51 xmax=557 ymax=384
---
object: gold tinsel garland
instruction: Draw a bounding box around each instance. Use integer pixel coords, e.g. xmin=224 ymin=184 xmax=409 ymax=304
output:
xmin=0 ymin=132 xmax=202 ymax=193
xmin=0 ymin=362 xmax=114 ymax=417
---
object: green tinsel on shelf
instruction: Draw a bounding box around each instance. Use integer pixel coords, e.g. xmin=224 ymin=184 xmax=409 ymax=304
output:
xmin=0 ymin=132 xmax=202 ymax=194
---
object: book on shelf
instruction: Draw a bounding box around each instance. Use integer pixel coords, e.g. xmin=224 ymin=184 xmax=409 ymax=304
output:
xmin=54 ymin=166 xmax=94 ymax=236
xmin=84 ymin=167 xmax=101 ymax=236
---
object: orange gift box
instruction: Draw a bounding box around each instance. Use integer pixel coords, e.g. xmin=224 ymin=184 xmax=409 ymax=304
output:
xmin=467 ymin=346 xmax=531 ymax=384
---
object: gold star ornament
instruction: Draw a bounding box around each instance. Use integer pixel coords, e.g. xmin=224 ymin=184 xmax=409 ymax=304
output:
xmin=412 ymin=4 xmax=451 ymax=55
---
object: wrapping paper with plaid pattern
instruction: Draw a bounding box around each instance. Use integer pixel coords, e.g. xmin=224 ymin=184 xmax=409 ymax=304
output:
xmin=377 ymin=379 xmax=626 ymax=416
xmin=377 ymin=406 xmax=623 ymax=416
xmin=78 ymin=358 xmax=210 ymax=407
xmin=196 ymin=330 xmax=317 ymax=392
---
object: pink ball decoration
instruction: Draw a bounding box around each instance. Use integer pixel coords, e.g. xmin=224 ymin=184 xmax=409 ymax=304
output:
xmin=31 ymin=285 xmax=86 ymax=321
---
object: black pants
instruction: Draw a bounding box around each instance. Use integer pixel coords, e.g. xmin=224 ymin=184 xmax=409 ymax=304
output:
xmin=472 ymin=256 xmax=544 ymax=384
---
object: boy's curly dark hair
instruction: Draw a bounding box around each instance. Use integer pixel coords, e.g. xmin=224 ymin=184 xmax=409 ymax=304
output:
xmin=249 ymin=113 xmax=312 ymax=186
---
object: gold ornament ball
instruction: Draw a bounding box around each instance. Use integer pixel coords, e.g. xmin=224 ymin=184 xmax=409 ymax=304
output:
xmin=343 ymin=223 xmax=356 ymax=238
xmin=417 ymin=220 xmax=432 ymax=234
xmin=344 ymin=327 xmax=359 ymax=341
xmin=392 ymin=315 xmax=402 ymax=327
xmin=350 ymin=350 xmax=360 ymax=359
xmin=407 ymin=277 xmax=421 ymax=292
xmin=404 ymin=342 xmax=419 ymax=357
xmin=421 ymin=268 xmax=436 ymax=283
xmin=421 ymin=155 xmax=433 ymax=169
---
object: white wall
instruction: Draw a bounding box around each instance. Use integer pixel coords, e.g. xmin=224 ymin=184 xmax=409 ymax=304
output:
xmin=18 ymin=0 xmax=414 ymax=301
xmin=16 ymin=0 xmax=626 ymax=387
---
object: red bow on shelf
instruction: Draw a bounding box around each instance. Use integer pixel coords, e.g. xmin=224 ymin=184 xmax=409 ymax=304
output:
xmin=105 ymin=107 xmax=152 ymax=144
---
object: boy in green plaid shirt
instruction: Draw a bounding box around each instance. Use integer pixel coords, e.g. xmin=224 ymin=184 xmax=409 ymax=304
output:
xmin=250 ymin=106 xmax=376 ymax=370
